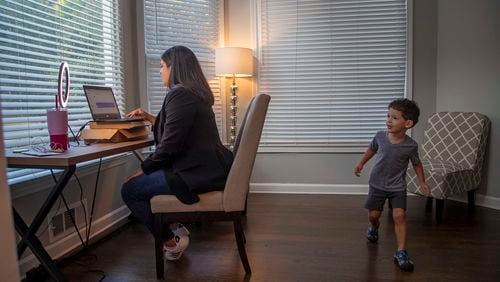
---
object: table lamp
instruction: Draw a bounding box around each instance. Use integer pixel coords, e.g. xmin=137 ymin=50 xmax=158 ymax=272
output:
xmin=215 ymin=47 xmax=253 ymax=147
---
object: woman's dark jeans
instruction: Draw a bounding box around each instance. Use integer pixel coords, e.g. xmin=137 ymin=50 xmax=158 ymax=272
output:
xmin=121 ymin=170 xmax=174 ymax=241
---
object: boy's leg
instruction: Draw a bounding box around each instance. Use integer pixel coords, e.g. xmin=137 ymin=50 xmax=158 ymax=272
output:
xmin=366 ymin=210 xmax=382 ymax=242
xmin=365 ymin=187 xmax=385 ymax=243
xmin=368 ymin=210 xmax=382 ymax=229
xmin=390 ymin=191 xmax=414 ymax=271
xmin=392 ymin=208 xmax=406 ymax=251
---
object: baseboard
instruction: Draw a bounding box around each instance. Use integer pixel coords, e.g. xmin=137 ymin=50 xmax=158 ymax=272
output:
xmin=18 ymin=205 xmax=131 ymax=276
xmin=250 ymin=182 xmax=500 ymax=210
xmin=449 ymin=193 xmax=500 ymax=210
xmin=250 ymin=183 xmax=368 ymax=195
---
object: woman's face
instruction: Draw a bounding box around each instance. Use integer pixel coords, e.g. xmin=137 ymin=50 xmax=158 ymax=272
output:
xmin=160 ymin=59 xmax=170 ymax=87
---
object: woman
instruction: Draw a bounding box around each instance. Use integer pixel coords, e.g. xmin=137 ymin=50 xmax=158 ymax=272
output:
xmin=121 ymin=46 xmax=233 ymax=261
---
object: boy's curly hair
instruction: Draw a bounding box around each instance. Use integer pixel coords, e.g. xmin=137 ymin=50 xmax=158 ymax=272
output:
xmin=388 ymin=98 xmax=420 ymax=127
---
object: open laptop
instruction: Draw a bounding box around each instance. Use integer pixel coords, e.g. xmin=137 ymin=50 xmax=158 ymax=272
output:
xmin=83 ymin=85 xmax=144 ymax=122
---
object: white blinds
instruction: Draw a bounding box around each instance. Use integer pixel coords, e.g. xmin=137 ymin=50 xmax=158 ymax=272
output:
xmin=258 ymin=0 xmax=408 ymax=148
xmin=0 ymin=0 xmax=124 ymax=183
xmin=143 ymin=0 xmax=222 ymax=132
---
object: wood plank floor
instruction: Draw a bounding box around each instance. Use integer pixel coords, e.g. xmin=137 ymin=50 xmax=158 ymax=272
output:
xmin=46 ymin=193 xmax=500 ymax=281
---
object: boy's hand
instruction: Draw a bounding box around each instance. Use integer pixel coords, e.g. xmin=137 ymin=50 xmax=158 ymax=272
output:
xmin=421 ymin=182 xmax=431 ymax=197
xmin=354 ymin=164 xmax=363 ymax=177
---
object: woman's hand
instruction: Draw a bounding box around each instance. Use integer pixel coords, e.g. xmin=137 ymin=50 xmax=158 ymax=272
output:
xmin=127 ymin=108 xmax=155 ymax=123
xmin=126 ymin=169 xmax=144 ymax=182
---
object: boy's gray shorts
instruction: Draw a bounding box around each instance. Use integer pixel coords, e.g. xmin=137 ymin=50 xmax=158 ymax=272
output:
xmin=364 ymin=186 xmax=407 ymax=211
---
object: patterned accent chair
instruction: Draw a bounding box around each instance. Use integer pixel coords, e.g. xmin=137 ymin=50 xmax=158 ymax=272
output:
xmin=406 ymin=112 xmax=490 ymax=223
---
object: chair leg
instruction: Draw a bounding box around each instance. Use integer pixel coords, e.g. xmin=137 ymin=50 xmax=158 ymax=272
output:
xmin=435 ymin=199 xmax=444 ymax=223
xmin=467 ymin=190 xmax=475 ymax=213
xmin=233 ymin=216 xmax=251 ymax=274
xmin=426 ymin=197 xmax=433 ymax=213
xmin=154 ymin=214 xmax=164 ymax=279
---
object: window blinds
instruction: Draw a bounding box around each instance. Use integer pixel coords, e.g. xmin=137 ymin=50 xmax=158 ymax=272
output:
xmin=143 ymin=0 xmax=222 ymax=133
xmin=258 ymin=0 xmax=408 ymax=148
xmin=0 ymin=0 xmax=124 ymax=183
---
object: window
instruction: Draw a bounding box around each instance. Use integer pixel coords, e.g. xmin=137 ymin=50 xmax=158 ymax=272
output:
xmin=257 ymin=0 xmax=409 ymax=150
xmin=143 ymin=0 xmax=223 ymax=134
xmin=0 ymin=0 xmax=124 ymax=183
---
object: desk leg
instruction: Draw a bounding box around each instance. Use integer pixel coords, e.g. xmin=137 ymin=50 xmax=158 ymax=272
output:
xmin=13 ymin=210 xmax=67 ymax=282
xmin=14 ymin=165 xmax=75 ymax=282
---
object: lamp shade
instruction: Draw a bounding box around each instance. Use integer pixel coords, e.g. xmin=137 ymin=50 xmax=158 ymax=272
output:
xmin=215 ymin=47 xmax=253 ymax=77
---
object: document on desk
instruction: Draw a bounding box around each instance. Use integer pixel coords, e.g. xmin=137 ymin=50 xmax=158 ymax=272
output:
xmin=20 ymin=150 xmax=64 ymax=157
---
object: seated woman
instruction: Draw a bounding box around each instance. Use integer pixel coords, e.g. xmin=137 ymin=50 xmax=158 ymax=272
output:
xmin=121 ymin=46 xmax=233 ymax=261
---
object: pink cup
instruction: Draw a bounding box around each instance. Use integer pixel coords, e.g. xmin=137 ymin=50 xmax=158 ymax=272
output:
xmin=47 ymin=109 xmax=68 ymax=151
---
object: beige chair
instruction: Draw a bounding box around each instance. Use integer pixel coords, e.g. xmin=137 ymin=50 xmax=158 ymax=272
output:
xmin=151 ymin=94 xmax=270 ymax=279
xmin=406 ymin=112 xmax=490 ymax=223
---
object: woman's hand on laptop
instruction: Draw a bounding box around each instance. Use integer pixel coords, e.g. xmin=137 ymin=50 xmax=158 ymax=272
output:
xmin=127 ymin=108 xmax=155 ymax=124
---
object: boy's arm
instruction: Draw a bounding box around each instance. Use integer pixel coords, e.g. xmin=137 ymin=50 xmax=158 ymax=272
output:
xmin=413 ymin=162 xmax=431 ymax=196
xmin=354 ymin=148 xmax=375 ymax=177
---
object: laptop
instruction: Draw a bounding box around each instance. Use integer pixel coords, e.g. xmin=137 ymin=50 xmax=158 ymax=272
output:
xmin=83 ymin=85 xmax=144 ymax=122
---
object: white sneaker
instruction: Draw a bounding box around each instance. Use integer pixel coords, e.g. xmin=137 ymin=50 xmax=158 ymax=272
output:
xmin=170 ymin=223 xmax=190 ymax=237
xmin=163 ymin=235 xmax=189 ymax=261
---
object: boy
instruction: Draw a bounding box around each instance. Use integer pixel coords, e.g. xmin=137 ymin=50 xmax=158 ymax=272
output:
xmin=354 ymin=98 xmax=430 ymax=271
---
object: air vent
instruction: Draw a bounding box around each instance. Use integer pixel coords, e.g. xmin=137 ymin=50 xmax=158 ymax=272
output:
xmin=48 ymin=199 xmax=87 ymax=243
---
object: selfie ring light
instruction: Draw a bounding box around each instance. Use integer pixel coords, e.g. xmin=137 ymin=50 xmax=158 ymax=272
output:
xmin=57 ymin=62 xmax=70 ymax=108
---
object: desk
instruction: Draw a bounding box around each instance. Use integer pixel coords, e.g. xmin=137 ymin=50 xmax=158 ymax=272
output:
xmin=6 ymin=138 xmax=154 ymax=282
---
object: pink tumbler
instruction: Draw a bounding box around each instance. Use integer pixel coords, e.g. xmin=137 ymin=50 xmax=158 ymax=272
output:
xmin=47 ymin=108 xmax=68 ymax=151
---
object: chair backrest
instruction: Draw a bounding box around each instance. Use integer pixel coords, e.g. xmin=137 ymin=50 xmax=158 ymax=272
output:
xmin=422 ymin=112 xmax=490 ymax=177
xmin=223 ymin=94 xmax=270 ymax=212
xmin=232 ymin=96 xmax=256 ymax=157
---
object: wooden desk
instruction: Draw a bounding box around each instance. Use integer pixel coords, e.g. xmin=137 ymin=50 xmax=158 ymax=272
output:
xmin=6 ymin=138 xmax=154 ymax=282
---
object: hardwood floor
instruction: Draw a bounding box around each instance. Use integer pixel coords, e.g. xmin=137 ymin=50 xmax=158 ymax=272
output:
xmin=44 ymin=193 xmax=500 ymax=281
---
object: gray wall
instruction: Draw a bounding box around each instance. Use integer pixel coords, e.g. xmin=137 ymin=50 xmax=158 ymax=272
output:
xmin=435 ymin=0 xmax=500 ymax=197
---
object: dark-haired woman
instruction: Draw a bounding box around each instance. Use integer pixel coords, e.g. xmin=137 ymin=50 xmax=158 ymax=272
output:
xmin=121 ymin=46 xmax=233 ymax=261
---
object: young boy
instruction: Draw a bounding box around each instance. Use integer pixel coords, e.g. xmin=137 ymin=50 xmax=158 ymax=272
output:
xmin=354 ymin=98 xmax=430 ymax=271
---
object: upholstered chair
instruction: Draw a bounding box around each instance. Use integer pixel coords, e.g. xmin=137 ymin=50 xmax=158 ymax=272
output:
xmin=406 ymin=112 xmax=490 ymax=223
xmin=151 ymin=94 xmax=270 ymax=279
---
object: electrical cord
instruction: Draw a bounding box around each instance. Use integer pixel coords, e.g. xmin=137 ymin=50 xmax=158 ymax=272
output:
xmin=86 ymin=157 xmax=102 ymax=247
xmin=75 ymin=121 xmax=91 ymax=143
xmin=48 ymin=164 xmax=106 ymax=281
xmin=67 ymin=124 xmax=80 ymax=146
xmin=50 ymin=170 xmax=86 ymax=250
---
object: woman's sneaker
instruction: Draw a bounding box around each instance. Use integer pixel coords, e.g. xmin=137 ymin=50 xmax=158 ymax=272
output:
xmin=393 ymin=250 xmax=414 ymax=271
xmin=171 ymin=223 xmax=190 ymax=237
xmin=163 ymin=235 xmax=189 ymax=261
xmin=366 ymin=226 xmax=379 ymax=243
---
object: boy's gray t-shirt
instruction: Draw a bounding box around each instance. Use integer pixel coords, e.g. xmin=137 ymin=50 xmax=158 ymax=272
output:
xmin=369 ymin=131 xmax=420 ymax=192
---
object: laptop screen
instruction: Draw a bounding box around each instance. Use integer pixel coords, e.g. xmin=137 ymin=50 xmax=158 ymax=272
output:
xmin=83 ymin=85 xmax=121 ymax=120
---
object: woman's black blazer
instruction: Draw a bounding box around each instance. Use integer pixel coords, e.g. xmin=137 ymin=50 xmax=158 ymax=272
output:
xmin=141 ymin=86 xmax=233 ymax=204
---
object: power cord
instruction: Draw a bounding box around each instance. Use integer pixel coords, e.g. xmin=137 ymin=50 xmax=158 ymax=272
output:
xmin=44 ymin=166 xmax=106 ymax=281
xmin=74 ymin=121 xmax=91 ymax=143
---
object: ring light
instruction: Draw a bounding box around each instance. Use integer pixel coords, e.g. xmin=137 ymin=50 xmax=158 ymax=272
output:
xmin=58 ymin=62 xmax=70 ymax=108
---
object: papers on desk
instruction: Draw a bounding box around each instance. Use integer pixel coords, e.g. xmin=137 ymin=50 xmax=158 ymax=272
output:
xmin=20 ymin=150 xmax=64 ymax=157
